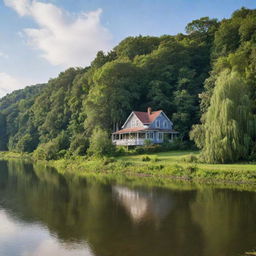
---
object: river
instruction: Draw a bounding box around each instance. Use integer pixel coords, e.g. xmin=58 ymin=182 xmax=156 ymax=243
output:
xmin=0 ymin=159 xmax=255 ymax=256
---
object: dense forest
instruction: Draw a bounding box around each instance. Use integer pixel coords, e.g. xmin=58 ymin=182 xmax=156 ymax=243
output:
xmin=0 ymin=7 xmax=256 ymax=163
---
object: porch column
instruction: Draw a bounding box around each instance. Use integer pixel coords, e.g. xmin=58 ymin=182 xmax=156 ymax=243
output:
xmin=136 ymin=132 xmax=139 ymax=144
xmin=171 ymin=133 xmax=174 ymax=141
xmin=119 ymin=134 xmax=121 ymax=140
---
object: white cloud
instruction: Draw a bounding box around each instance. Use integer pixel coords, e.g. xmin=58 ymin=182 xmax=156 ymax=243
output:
xmin=4 ymin=0 xmax=112 ymax=67
xmin=0 ymin=72 xmax=28 ymax=98
xmin=4 ymin=0 xmax=30 ymax=16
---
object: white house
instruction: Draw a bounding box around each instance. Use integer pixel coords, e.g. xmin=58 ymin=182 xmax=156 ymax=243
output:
xmin=112 ymin=107 xmax=178 ymax=146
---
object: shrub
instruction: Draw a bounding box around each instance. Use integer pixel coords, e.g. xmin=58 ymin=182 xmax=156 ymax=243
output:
xmin=135 ymin=147 xmax=145 ymax=154
xmin=69 ymin=133 xmax=89 ymax=156
xmin=87 ymin=127 xmax=115 ymax=157
xmin=185 ymin=165 xmax=198 ymax=174
xmin=16 ymin=133 xmax=38 ymax=153
xmin=144 ymin=139 xmax=153 ymax=146
xmin=142 ymin=155 xmax=151 ymax=162
xmin=182 ymin=154 xmax=198 ymax=163
xmin=102 ymin=157 xmax=116 ymax=165
xmin=135 ymin=144 xmax=162 ymax=154
xmin=148 ymin=164 xmax=164 ymax=170
xmin=33 ymin=141 xmax=59 ymax=160
xmin=115 ymin=146 xmax=128 ymax=156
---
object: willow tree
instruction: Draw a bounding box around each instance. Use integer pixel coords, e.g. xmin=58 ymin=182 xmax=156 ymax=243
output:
xmin=202 ymin=70 xmax=255 ymax=163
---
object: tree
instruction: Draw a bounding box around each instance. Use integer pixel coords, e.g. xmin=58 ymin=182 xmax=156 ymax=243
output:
xmin=84 ymin=61 xmax=142 ymax=133
xmin=16 ymin=133 xmax=37 ymax=153
xmin=202 ymin=70 xmax=255 ymax=163
xmin=87 ymin=127 xmax=115 ymax=157
xmin=0 ymin=114 xmax=7 ymax=150
xmin=186 ymin=17 xmax=218 ymax=34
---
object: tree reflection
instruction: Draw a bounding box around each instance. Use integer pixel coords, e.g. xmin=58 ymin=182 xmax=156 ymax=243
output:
xmin=0 ymin=160 xmax=255 ymax=256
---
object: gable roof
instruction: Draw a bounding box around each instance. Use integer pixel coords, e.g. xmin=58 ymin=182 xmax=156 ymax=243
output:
xmin=133 ymin=110 xmax=162 ymax=124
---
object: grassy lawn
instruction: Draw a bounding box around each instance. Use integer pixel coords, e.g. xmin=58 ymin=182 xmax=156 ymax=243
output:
xmin=118 ymin=150 xmax=256 ymax=173
xmin=118 ymin=150 xmax=197 ymax=164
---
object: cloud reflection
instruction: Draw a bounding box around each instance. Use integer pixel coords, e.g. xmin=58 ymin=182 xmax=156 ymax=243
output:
xmin=113 ymin=186 xmax=174 ymax=223
xmin=0 ymin=209 xmax=94 ymax=256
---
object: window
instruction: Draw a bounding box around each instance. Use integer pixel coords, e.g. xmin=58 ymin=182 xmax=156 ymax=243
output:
xmin=136 ymin=120 xmax=140 ymax=127
xmin=164 ymin=121 xmax=167 ymax=128
xmin=146 ymin=132 xmax=154 ymax=139
xmin=158 ymin=133 xmax=163 ymax=140
xmin=131 ymin=120 xmax=135 ymax=127
xmin=156 ymin=120 xmax=160 ymax=128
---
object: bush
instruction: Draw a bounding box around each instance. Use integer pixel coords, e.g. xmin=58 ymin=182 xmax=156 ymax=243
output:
xmin=162 ymin=139 xmax=196 ymax=151
xmin=134 ymin=147 xmax=145 ymax=154
xmin=87 ymin=127 xmax=115 ymax=157
xmin=142 ymin=155 xmax=151 ymax=162
xmin=69 ymin=133 xmax=89 ymax=156
xmin=33 ymin=131 xmax=71 ymax=160
xmin=185 ymin=165 xmax=198 ymax=174
xmin=16 ymin=133 xmax=38 ymax=153
xmin=144 ymin=139 xmax=153 ymax=146
xmin=33 ymin=141 xmax=59 ymax=160
xmin=135 ymin=144 xmax=162 ymax=154
xmin=182 ymin=154 xmax=198 ymax=163
xmin=148 ymin=164 xmax=164 ymax=170
xmin=102 ymin=157 xmax=116 ymax=165
xmin=115 ymin=146 xmax=128 ymax=156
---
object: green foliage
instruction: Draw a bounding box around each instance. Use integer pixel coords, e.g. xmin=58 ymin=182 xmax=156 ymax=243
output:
xmin=141 ymin=155 xmax=151 ymax=162
xmin=185 ymin=17 xmax=218 ymax=34
xmin=33 ymin=141 xmax=59 ymax=160
xmin=87 ymin=127 xmax=115 ymax=157
xmin=2 ymin=7 xmax=256 ymax=163
xmin=190 ymin=8 xmax=256 ymax=163
xmin=0 ymin=113 xmax=7 ymax=150
xmin=201 ymin=71 xmax=255 ymax=163
xmin=85 ymin=61 xmax=142 ymax=133
xmin=16 ymin=133 xmax=37 ymax=153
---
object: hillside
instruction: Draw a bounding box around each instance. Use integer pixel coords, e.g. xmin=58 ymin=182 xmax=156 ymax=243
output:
xmin=1 ymin=7 xmax=256 ymax=163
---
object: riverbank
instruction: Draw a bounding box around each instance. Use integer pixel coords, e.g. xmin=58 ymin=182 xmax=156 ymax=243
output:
xmin=1 ymin=150 xmax=256 ymax=189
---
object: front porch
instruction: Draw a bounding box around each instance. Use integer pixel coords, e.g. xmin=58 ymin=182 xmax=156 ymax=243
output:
xmin=112 ymin=131 xmax=177 ymax=146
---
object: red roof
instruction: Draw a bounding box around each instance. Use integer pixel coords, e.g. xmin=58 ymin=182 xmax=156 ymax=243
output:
xmin=133 ymin=110 xmax=162 ymax=124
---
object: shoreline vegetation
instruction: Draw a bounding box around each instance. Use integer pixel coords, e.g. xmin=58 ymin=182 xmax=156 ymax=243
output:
xmin=1 ymin=150 xmax=256 ymax=191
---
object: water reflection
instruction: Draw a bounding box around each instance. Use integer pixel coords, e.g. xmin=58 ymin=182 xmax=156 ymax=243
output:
xmin=0 ymin=159 xmax=255 ymax=256
xmin=113 ymin=185 xmax=174 ymax=222
xmin=0 ymin=209 xmax=93 ymax=256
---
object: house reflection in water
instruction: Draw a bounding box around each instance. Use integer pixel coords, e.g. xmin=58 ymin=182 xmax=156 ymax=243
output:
xmin=112 ymin=186 xmax=174 ymax=223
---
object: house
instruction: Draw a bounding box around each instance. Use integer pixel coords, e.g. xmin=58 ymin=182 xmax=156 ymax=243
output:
xmin=112 ymin=107 xmax=178 ymax=146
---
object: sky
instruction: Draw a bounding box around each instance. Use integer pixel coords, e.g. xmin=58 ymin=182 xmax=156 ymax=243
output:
xmin=0 ymin=0 xmax=256 ymax=98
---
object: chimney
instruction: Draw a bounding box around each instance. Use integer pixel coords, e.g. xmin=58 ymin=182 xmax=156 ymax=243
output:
xmin=147 ymin=107 xmax=152 ymax=115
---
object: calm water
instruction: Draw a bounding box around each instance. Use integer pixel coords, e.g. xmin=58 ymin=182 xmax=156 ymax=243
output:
xmin=0 ymin=160 xmax=256 ymax=256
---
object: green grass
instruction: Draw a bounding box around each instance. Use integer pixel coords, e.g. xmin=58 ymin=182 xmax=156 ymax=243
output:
xmin=1 ymin=150 xmax=256 ymax=190
xmin=0 ymin=151 xmax=31 ymax=159
xmin=118 ymin=150 xmax=256 ymax=173
xmin=48 ymin=150 xmax=256 ymax=188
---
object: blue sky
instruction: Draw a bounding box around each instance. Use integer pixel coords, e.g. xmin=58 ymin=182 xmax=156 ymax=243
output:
xmin=0 ymin=0 xmax=256 ymax=97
